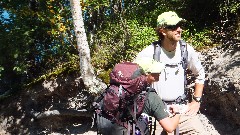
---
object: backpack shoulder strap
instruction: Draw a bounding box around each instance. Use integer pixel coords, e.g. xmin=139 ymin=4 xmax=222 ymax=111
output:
xmin=152 ymin=40 xmax=161 ymax=61
xmin=179 ymin=40 xmax=188 ymax=70
xmin=179 ymin=40 xmax=188 ymax=93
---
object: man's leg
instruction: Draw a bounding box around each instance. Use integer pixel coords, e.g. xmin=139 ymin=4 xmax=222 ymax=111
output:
xmin=179 ymin=114 xmax=207 ymax=135
xmin=152 ymin=114 xmax=206 ymax=135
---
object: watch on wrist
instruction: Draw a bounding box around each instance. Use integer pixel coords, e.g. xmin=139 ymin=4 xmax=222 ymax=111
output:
xmin=175 ymin=112 xmax=180 ymax=115
xmin=193 ymin=95 xmax=202 ymax=102
xmin=172 ymin=112 xmax=180 ymax=117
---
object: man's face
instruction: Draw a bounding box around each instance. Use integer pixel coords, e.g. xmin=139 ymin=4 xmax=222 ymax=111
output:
xmin=151 ymin=73 xmax=160 ymax=81
xmin=147 ymin=73 xmax=160 ymax=83
xmin=162 ymin=22 xmax=183 ymax=42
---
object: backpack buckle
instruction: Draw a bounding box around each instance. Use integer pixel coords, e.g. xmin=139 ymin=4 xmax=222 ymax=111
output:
xmin=165 ymin=63 xmax=178 ymax=68
xmin=175 ymin=94 xmax=187 ymax=104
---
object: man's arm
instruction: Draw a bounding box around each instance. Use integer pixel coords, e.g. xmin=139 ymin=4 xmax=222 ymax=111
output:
xmin=159 ymin=105 xmax=180 ymax=133
xmin=144 ymin=91 xmax=180 ymax=133
xmin=194 ymin=83 xmax=204 ymax=97
xmin=186 ymin=45 xmax=205 ymax=115
xmin=159 ymin=114 xmax=180 ymax=133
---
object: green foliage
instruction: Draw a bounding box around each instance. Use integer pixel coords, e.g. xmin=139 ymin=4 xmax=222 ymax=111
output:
xmin=91 ymin=22 xmax=127 ymax=70
xmin=127 ymin=20 xmax=158 ymax=56
xmin=218 ymin=0 xmax=239 ymax=37
xmin=90 ymin=19 xmax=158 ymax=82
xmin=0 ymin=0 xmax=78 ymax=96
xmin=182 ymin=23 xmax=213 ymax=50
xmin=26 ymin=54 xmax=80 ymax=87
xmin=220 ymin=1 xmax=240 ymax=14
xmin=0 ymin=0 xmax=239 ymax=96
xmin=97 ymin=69 xmax=111 ymax=84
xmin=0 ymin=66 xmax=3 ymax=78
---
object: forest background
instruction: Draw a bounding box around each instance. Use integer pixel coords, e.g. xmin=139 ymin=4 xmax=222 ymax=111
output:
xmin=0 ymin=0 xmax=239 ymax=134
xmin=0 ymin=0 xmax=239 ymax=111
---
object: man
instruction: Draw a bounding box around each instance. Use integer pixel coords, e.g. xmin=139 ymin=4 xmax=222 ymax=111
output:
xmin=135 ymin=11 xmax=206 ymax=134
xmin=97 ymin=57 xmax=181 ymax=135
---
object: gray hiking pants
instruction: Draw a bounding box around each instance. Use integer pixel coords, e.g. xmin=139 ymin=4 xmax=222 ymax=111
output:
xmin=97 ymin=115 xmax=127 ymax=135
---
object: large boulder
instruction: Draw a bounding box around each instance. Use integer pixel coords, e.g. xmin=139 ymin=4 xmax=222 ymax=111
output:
xmin=200 ymin=40 xmax=240 ymax=134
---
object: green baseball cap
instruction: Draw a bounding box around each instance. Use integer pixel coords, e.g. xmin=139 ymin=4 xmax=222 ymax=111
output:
xmin=157 ymin=11 xmax=186 ymax=27
xmin=133 ymin=57 xmax=165 ymax=74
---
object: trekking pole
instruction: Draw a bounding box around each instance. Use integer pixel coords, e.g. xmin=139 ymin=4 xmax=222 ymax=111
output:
xmin=152 ymin=119 xmax=156 ymax=135
xmin=149 ymin=116 xmax=153 ymax=134
xmin=174 ymin=126 xmax=179 ymax=135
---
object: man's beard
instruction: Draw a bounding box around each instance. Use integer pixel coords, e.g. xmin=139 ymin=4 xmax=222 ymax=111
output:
xmin=166 ymin=33 xmax=181 ymax=42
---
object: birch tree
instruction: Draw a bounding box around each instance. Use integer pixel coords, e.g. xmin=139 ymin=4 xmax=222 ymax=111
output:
xmin=69 ymin=0 xmax=106 ymax=94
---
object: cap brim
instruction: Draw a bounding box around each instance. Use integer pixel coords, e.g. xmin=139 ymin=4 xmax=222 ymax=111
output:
xmin=133 ymin=57 xmax=165 ymax=74
xmin=166 ymin=18 xmax=186 ymax=26
xmin=149 ymin=63 xmax=165 ymax=73
xmin=179 ymin=18 xmax=186 ymax=23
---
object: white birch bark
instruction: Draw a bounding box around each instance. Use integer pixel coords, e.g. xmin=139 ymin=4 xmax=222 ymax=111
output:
xmin=69 ymin=0 xmax=106 ymax=94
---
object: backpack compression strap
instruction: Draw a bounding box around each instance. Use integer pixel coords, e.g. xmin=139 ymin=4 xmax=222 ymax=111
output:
xmin=153 ymin=40 xmax=161 ymax=62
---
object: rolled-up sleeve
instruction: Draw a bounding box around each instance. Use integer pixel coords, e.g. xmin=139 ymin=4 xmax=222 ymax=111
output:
xmin=187 ymin=46 xmax=205 ymax=84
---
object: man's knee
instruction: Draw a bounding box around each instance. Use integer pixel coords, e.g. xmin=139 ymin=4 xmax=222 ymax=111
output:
xmin=179 ymin=114 xmax=206 ymax=135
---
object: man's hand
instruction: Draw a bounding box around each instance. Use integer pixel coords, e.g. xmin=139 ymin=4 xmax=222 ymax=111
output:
xmin=186 ymin=83 xmax=203 ymax=115
xmin=169 ymin=104 xmax=180 ymax=114
xmin=185 ymin=101 xmax=200 ymax=115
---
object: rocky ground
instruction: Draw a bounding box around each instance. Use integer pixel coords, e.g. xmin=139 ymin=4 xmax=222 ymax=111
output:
xmin=0 ymin=39 xmax=239 ymax=135
xmin=199 ymin=39 xmax=240 ymax=135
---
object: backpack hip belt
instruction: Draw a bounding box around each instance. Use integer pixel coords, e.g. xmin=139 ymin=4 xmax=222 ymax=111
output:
xmin=164 ymin=94 xmax=188 ymax=105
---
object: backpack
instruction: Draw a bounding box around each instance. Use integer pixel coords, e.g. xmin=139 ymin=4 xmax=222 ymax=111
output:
xmin=93 ymin=62 xmax=151 ymax=134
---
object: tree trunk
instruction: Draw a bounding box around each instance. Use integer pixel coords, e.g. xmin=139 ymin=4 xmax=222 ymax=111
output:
xmin=69 ymin=0 xmax=106 ymax=94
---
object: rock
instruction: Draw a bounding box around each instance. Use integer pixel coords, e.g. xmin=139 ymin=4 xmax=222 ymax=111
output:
xmin=200 ymin=39 xmax=240 ymax=134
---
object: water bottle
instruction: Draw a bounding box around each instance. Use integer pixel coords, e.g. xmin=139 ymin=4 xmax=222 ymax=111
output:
xmin=135 ymin=127 xmax=141 ymax=135
xmin=135 ymin=113 xmax=150 ymax=135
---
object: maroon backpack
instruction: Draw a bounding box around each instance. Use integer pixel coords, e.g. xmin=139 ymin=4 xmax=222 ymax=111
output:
xmin=94 ymin=62 xmax=149 ymax=128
